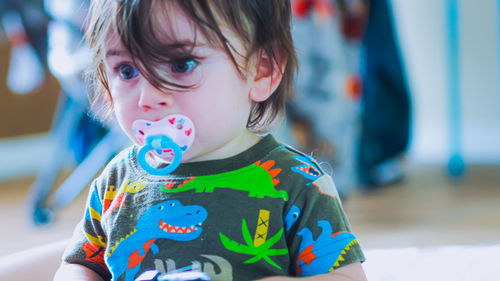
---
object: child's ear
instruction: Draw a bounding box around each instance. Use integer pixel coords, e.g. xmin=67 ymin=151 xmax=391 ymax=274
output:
xmin=248 ymin=50 xmax=286 ymax=102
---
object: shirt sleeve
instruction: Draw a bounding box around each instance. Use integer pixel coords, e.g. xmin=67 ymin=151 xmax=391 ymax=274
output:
xmin=285 ymin=174 xmax=365 ymax=277
xmin=62 ymin=180 xmax=111 ymax=280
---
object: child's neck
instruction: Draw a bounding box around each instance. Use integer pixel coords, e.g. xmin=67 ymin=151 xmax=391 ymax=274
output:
xmin=190 ymin=130 xmax=261 ymax=163
xmin=150 ymin=130 xmax=262 ymax=164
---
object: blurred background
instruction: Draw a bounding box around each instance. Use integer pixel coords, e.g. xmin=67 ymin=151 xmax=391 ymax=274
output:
xmin=0 ymin=0 xmax=499 ymax=280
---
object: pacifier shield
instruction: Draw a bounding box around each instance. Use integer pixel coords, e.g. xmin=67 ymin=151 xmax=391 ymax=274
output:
xmin=132 ymin=114 xmax=195 ymax=161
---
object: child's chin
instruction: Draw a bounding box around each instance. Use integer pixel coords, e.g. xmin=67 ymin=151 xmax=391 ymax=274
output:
xmin=181 ymin=148 xmax=210 ymax=163
xmin=180 ymin=152 xmax=197 ymax=163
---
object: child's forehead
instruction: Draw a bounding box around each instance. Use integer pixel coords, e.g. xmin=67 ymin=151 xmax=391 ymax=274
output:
xmin=103 ymin=9 xmax=203 ymax=55
xmin=151 ymin=4 xmax=200 ymax=44
xmin=105 ymin=4 xmax=247 ymax=54
xmin=149 ymin=2 xmax=245 ymax=49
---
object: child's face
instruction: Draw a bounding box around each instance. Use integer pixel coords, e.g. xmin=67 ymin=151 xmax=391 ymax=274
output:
xmin=103 ymin=5 xmax=259 ymax=162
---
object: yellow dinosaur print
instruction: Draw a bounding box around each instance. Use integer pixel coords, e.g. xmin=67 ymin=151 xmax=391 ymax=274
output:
xmin=330 ymin=239 xmax=359 ymax=270
xmin=85 ymin=232 xmax=107 ymax=248
xmin=89 ymin=207 xmax=101 ymax=221
xmin=121 ymin=179 xmax=148 ymax=193
xmin=104 ymin=179 xmax=148 ymax=214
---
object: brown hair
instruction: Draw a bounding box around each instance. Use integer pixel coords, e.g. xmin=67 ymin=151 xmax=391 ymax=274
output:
xmin=85 ymin=0 xmax=297 ymax=132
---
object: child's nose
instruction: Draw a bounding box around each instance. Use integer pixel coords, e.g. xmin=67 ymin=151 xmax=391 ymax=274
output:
xmin=138 ymin=83 xmax=172 ymax=111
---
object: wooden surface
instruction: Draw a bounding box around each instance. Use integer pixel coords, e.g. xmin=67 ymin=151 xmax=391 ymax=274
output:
xmin=0 ymin=42 xmax=61 ymax=138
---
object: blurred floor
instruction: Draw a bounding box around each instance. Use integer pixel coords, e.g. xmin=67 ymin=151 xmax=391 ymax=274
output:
xmin=0 ymin=171 xmax=84 ymax=257
xmin=345 ymin=164 xmax=500 ymax=249
xmin=0 ymin=164 xmax=499 ymax=257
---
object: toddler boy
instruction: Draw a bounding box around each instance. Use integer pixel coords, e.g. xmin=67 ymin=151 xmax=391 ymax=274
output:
xmin=55 ymin=1 xmax=366 ymax=280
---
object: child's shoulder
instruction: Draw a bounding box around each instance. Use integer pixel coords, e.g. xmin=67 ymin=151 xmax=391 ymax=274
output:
xmin=266 ymin=139 xmax=326 ymax=178
xmin=92 ymin=144 xmax=140 ymax=188
xmin=103 ymin=144 xmax=138 ymax=171
xmin=264 ymin=137 xmax=339 ymax=197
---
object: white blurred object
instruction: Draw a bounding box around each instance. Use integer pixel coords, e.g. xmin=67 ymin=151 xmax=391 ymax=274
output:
xmin=47 ymin=21 xmax=89 ymax=79
xmin=44 ymin=0 xmax=88 ymax=29
xmin=45 ymin=0 xmax=90 ymax=105
xmin=1 ymin=11 xmax=45 ymax=94
xmin=363 ymin=244 xmax=500 ymax=281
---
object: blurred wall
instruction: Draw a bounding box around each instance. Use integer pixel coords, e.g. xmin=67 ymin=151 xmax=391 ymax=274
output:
xmin=391 ymin=0 xmax=500 ymax=164
xmin=1 ymin=0 xmax=500 ymax=177
xmin=0 ymin=42 xmax=60 ymax=138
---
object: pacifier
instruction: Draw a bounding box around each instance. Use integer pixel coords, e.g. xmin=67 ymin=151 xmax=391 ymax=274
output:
xmin=132 ymin=114 xmax=195 ymax=175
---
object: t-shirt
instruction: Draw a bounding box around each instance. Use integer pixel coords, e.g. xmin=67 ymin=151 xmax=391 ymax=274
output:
xmin=63 ymin=135 xmax=365 ymax=281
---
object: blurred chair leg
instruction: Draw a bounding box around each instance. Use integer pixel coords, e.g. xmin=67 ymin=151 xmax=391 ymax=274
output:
xmin=27 ymin=93 xmax=85 ymax=225
xmin=446 ymin=0 xmax=465 ymax=178
xmin=49 ymin=124 xmax=126 ymax=211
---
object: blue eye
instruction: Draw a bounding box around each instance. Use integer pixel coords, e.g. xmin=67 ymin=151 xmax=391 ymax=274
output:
xmin=117 ymin=64 xmax=139 ymax=80
xmin=171 ymin=59 xmax=197 ymax=73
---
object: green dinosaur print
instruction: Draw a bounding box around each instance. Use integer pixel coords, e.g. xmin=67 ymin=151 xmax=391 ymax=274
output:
xmin=162 ymin=161 xmax=288 ymax=201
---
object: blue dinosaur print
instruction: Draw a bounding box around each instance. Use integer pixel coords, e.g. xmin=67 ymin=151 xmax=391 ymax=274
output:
xmin=106 ymin=200 xmax=207 ymax=281
xmin=85 ymin=187 xmax=103 ymax=222
xmin=291 ymin=155 xmax=322 ymax=182
xmin=284 ymin=205 xmax=301 ymax=232
xmin=296 ymin=221 xmax=357 ymax=276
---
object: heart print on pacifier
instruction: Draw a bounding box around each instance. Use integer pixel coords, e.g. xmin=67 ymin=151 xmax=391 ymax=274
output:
xmin=132 ymin=114 xmax=195 ymax=175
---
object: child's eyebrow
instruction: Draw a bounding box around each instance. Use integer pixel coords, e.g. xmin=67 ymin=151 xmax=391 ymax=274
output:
xmin=105 ymin=49 xmax=128 ymax=58
xmin=104 ymin=40 xmax=207 ymax=59
xmin=162 ymin=39 xmax=208 ymax=51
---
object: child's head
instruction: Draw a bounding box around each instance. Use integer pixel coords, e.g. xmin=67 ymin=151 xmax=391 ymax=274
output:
xmin=85 ymin=0 xmax=297 ymax=161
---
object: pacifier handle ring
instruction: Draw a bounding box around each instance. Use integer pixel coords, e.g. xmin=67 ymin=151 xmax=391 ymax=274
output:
xmin=137 ymin=135 xmax=183 ymax=175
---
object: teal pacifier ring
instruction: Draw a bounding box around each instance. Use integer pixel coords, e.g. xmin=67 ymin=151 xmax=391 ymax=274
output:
xmin=137 ymin=135 xmax=183 ymax=175
xmin=133 ymin=114 xmax=195 ymax=175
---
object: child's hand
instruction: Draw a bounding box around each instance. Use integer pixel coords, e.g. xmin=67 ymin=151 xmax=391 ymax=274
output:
xmin=54 ymin=262 xmax=105 ymax=281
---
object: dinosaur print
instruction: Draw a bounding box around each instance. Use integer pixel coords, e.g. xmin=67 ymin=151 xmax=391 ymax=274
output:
xmin=86 ymin=186 xmax=103 ymax=222
xmin=291 ymin=155 xmax=322 ymax=182
xmin=106 ymin=200 xmax=207 ymax=281
xmin=296 ymin=221 xmax=358 ymax=276
xmin=154 ymin=255 xmax=233 ymax=281
xmin=220 ymin=210 xmax=288 ymax=270
xmin=82 ymin=242 xmax=107 ymax=270
xmin=103 ymin=179 xmax=147 ymax=215
xmin=162 ymin=160 xmax=288 ymax=201
xmin=310 ymin=173 xmax=340 ymax=198
xmin=82 ymin=187 xmax=107 ymax=269
xmin=284 ymin=205 xmax=301 ymax=232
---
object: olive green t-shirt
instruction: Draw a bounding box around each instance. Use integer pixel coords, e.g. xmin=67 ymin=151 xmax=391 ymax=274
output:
xmin=63 ymin=135 xmax=365 ymax=281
